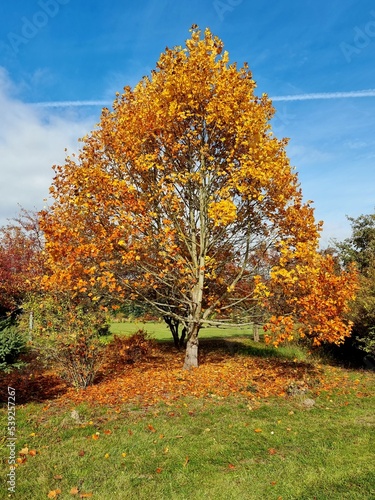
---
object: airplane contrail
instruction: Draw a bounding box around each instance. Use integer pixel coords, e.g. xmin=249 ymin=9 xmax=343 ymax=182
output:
xmin=271 ymin=89 xmax=375 ymax=101
xmin=33 ymin=100 xmax=112 ymax=108
xmin=32 ymin=89 xmax=375 ymax=108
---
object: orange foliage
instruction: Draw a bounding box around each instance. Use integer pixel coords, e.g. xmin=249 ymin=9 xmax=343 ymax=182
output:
xmin=264 ymin=246 xmax=359 ymax=346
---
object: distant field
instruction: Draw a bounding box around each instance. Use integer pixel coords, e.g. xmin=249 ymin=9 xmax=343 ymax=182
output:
xmin=109 ymin=320 xmax=258 ymax=341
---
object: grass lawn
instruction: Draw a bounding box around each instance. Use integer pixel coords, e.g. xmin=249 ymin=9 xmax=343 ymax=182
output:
xmin=109 ymin=320 xmax=257 ymax=341
xmin=1 ymin=326 xmax=374 ymax=499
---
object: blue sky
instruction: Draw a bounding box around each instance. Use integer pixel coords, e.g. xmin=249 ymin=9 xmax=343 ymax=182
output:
xmin=0 ymin=0 xmax=374 ymax=245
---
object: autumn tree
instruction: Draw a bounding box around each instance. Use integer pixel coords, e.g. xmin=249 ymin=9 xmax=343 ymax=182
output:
xmin=41 ymin=27 xmax=357 ymax=369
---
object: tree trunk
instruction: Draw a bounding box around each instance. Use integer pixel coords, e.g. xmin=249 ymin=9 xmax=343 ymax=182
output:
xmin=183 ymin=323 xmax=199 ymax=369
xmin=163 ymin=315 xmax=180 ymax=349
xmin=253 ymin=324 xmax=260 ymax=342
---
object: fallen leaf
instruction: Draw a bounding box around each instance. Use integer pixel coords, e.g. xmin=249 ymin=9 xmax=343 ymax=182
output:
xmin=104 ymin=453 xmax=110 ymax=459
xmin=29 ymin=449 xmax=37 ymax=456
xmin=78 ymin=450 xmax=85 ymax=457
xmin=103 ymin=430 xmax=112 ymax=435
xmin=147 ymin=424 xmax=156 ymax=433
xmin=121 ymin=452 xmax=127 ymax=458
xmin=48 ymin=490 xmax=61 ymax=498
xmin=70 ymin=487 xmax=79 ymax=495
xmin=19 ymin=447 xmax=29 ymax=456
xmin=92 ymin=433 xmax=100 ymax=440
xmin=268 ymin=448 xmax=277 ymax=455
xmin=79 ymin=493 xmax=93 ymax=498
xmin=54 ymin=474 xmax=63 ymax=480
xmin=228 ymin=463 xmax=236 ymax=470
xmin=183 ymin=456 xmax=189 ymax=467
xmin=254 ymin=428 xmax=262 ymax=433
xmin=156 ymin=467 xmax=163 ymax=474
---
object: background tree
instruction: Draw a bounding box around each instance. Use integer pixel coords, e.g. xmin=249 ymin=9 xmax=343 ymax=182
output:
xmin=334 ymin=212 xmax=375 ymax=362
xmin=0 ymin=209 xmax=44 ymax=318
xmin=41 ymin=27 xmax=357 ymax=369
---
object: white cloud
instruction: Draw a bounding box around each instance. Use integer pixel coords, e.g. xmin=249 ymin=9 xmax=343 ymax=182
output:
xmin=0 ymin=69 xmax=97 ymax=226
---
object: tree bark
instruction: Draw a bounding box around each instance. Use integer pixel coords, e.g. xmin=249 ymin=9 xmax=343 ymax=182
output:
xmin=183 ymin=323 xmax=199 ymax=369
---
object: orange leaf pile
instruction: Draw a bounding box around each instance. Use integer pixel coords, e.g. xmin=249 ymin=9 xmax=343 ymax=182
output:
xmin=56 ymin=339 xmax=322 ymax=408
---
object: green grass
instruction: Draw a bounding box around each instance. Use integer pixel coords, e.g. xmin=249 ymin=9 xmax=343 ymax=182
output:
xmin=1 ymin=392 xmax=374 ymax=499
xmin=109 ymin=320 xmax=256 ymax=341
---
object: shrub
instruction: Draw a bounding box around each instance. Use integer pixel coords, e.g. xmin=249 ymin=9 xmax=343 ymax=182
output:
xmin=23 ymin=291 xmax=107 ymax=388
xmin=0 ymin=325 xmax=27 ymax=372
xmin=43 ymin=333 xmax=104 ymax=388
xmin=106 ymin=329 xmax=154 ymax=366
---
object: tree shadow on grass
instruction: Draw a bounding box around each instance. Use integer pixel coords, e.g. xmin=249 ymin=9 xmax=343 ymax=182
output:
xmin=155 ymin=337 xmax=319 ymax=382
xmin=197 ymin=337 xmax=318 ymax=373
xmin=199 ymin=337 xmax=285 ymax=357
xmin=0 ymin=353 xmax=68 ymax=405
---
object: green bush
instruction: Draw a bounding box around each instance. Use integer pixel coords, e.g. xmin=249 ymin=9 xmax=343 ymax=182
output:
xmin=358 ymin=326 xmax=375 ymax=357
xmin=0 ymin=325 xmax=27 ymax=372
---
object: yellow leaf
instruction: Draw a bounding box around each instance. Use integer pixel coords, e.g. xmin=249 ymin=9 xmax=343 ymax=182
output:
xmin=48 ymin=490 xmax=61 ymax=498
